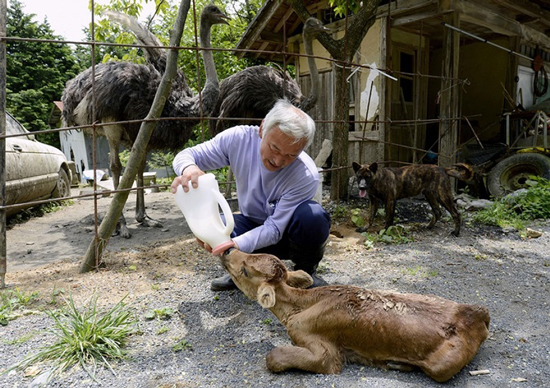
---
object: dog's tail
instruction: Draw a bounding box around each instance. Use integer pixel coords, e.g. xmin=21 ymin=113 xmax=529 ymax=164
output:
xmin=445 ymin=163 xmax=474 ymax=181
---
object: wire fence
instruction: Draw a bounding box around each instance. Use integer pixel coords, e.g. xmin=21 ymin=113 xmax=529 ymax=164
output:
xmin=0 ymin=0 xmax=472 ymax=284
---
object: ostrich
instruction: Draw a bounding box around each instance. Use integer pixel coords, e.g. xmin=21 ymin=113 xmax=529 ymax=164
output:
xmin=112 ymin=15 xmax=330 ymax=135
xmin=62 ymin=4 xmax=229 ymax=238
xmin=209 ymin=17 xmax=330 ymax=135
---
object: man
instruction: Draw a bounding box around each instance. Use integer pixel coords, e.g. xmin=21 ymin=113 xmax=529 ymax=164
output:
xmin=171 ymin=99 xmax=331 ymax=291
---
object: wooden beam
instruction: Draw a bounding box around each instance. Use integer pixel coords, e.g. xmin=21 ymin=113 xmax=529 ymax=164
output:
xmin=496 ymin=0 xmax=550 ymax=29
xmin=459 ymin=1 xmax=550 ymax=50
xmin=439 ymin=12 xmax=460 ymax=168
xmin=274 ymin=7 xmax=294 ymax=33
xmin=235 ymin=0 xmax=281 ymax=59
xmin=391 ymin=7 xmax=446 ymax=27
xmin=457 ymin=1 xmax=521 ymax=36
xmin=254 ymin=41 xmax=270 ymax=59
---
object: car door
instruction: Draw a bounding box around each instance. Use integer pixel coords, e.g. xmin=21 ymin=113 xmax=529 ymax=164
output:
xmin=5 ymin=113 xmax=60 ymax=206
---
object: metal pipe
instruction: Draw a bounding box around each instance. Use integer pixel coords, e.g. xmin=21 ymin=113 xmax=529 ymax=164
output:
xmin=441 ymin=22 xmax=533 ymax=62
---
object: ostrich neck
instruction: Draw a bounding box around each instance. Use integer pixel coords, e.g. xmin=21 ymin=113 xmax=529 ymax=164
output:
xmin=200 ymin=22 xmax=218 ymax=87
xmin=302 ymin=32 xmax=319 ymax=111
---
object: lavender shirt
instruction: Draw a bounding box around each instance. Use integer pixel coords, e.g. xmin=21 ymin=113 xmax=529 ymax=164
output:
xmin=173 ymin=125 xmax=319 ymax=253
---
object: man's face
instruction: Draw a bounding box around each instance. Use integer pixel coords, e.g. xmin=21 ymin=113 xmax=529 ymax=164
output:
xmin=259 ymin=125 xmax=307 ymax=172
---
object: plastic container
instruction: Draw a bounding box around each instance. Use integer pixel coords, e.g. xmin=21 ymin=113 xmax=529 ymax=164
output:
xmin=174 ymin=173 xmax=235 ymax=255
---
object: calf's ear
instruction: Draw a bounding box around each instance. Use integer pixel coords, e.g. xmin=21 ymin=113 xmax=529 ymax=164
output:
xmin=257 ymin=283 xmax=276 ymax=308
xmin=286 ymin=270 xmax=313 ymax=289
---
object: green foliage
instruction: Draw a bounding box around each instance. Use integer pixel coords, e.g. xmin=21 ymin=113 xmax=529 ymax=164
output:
xmin=2 ymin=331 xmax=38 ymax=345
xmin=119 ymin=149 xmax=131 ymax=168
xmin=0 ymin=288 xmax=39 ymax=325
xmin=144 ymin=307 xmax=174 ymax=320
xmin=331 ymin=204 xmax=351 ymax=221
xmin=93 ymin=0 xmax=263 ymax=91
xmin=8 ymin=199 xmax=73 ymax=227
xmin=363 ymin=225 xmax=413 ymax=249
xmin=6 ymin=0 xmax=80 ymax=147
xmin=148 ymin=151 xmax=176 ymax=177
xmin=328 ymin=0 xmax=361 ymax=17
xmin=350 ymin=208 xmax=365 ymax=228
xmin=172 ymin=339 xmax=193 ymax=352
xmin=3 ymin=294 xmax=137 ymax=383
xmin=402 ymin=266 xmax=438 ymax=278
xmin=473 ymin=177 xmax=550 ymax=230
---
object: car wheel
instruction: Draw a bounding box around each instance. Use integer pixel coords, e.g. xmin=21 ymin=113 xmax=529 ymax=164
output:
xmin=52 ymin=168 xmax=71 ymax=198
xmin=487 ymin=153 xmax=550 ymax=198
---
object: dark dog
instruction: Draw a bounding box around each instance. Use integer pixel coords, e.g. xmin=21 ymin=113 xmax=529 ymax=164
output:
xmin=352 ymin=162 xmax=473 ymax=236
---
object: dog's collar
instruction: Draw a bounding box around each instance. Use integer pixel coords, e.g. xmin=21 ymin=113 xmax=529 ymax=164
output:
xmin=224 ymin=247 xmax=237 ymax=255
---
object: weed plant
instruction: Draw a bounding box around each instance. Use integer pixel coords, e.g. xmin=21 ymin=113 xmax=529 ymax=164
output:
xmin=473 ymin=177 xmax=550 ymax=229
xmin=363 ymin=225 xmax=413 ymax=249
xmin=0 ymin=288 xmax=39 ymax=325
xmin=4 ymin=294 xmax=137 ymax=383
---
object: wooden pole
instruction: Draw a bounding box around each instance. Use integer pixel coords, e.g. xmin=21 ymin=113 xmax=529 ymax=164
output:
xmin=0 ymin=0 xmax=7 ymax=288
xmin=80 ymin=0 xmax=192 ymax=273
xmin=439 ymin=12 xmax=460 ymax=168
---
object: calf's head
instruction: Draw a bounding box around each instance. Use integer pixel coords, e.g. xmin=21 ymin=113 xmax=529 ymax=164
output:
xmin=220 ymin=250 xmax=312 ymax=308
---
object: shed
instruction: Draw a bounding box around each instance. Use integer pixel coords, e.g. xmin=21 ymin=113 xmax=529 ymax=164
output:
xmin=236 ymin=0 xmax=550 ymax=173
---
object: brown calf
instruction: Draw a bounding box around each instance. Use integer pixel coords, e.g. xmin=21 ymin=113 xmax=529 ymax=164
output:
xmin=221 ymin=249 xmax=490 ymax=382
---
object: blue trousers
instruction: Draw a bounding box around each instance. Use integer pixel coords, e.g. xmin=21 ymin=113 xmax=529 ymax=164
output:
xmin=230 ymin=200 xmax=331 ymax=261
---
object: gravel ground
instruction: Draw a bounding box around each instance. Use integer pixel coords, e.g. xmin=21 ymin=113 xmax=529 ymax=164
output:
xmin=1 ymin=192 xmax=549 ymax=387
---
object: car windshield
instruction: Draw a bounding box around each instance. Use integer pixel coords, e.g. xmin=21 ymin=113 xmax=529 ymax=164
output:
xmin=6 ymin=113 xmax=32 ymax=139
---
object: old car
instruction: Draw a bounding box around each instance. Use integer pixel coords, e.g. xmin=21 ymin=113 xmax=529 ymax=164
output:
xmin=4 ymin=112 xmax=72 ymax=216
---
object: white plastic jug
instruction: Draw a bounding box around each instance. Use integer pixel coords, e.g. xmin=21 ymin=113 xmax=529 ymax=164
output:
xmin=174 ymin=173 xmax=235 ymax=255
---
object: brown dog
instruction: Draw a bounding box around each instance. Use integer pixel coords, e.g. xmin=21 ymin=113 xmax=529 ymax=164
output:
xmin=352 ymin=162 xmax=473 ymax=236
xmin=221 ymin=249 xmax=490 ymax=382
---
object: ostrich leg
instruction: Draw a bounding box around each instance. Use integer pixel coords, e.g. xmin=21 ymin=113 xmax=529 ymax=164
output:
xmin=105 ymin=125 xmax=131 ymax=238
xmin=135 ymin=157 xmax=162 ymax=228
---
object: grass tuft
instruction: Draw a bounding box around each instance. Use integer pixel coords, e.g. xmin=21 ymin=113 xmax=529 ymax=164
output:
xmin=3 ymin=293 xmax=137 ymax=383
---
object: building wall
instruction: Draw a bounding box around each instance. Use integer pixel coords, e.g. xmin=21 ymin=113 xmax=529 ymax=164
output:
xmin=428 ymin=37 xmax=510 ymax=148
xmin=296 ymin=19 xmax=386 ymax=166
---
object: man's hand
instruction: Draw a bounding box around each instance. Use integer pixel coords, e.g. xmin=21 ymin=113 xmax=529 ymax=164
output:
xmin=196 ymin=238 xmax=213 ymax=253
xmin=196 ymin=238 xmax=239 ymax=256
xmin=171 ymin=165 xmax=204 ymax=193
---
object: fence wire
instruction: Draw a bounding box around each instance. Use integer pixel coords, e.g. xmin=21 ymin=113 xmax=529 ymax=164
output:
xmin=0 ymin=0 xmax=470 ymax=283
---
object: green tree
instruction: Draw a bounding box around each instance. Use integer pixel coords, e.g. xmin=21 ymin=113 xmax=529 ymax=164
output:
xmin=91 ymin=0 xmax=262 ymax=92
xmin=6 ymin=0 xmax=80 ymax=146
xmin=289 ymin=0 xmax=381 ymax=200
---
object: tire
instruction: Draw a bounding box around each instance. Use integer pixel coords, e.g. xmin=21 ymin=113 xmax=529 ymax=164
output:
xmin=52 ymin=168 xmax=71 ymax=198
xmin=487 ymin=153 xmax=550 ymax=198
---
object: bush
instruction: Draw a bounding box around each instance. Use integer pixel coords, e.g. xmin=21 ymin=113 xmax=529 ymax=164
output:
xmin=473 ymin=177 xmax=550 ymax=229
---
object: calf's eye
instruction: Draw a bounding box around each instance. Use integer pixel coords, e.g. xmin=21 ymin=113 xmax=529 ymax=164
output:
xmin=241 ymin=267 xmax=248 ymax=277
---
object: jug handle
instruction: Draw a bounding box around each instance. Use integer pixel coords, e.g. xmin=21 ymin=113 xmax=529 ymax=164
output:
xmin=213 ymin=190 xmax=235 ymax=236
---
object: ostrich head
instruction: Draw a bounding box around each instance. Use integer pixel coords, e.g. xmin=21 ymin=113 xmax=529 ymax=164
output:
xmin=303 ymin=17 xmax=331 ymax=39
xmin=200 ymin=4 xmax=230 ymax=48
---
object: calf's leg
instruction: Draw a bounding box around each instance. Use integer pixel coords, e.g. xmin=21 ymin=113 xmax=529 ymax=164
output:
xmin=266 ymin=341 xmax=342 ymax=374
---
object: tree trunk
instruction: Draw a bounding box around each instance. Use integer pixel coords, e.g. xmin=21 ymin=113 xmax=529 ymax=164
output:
xmin=331 ymin=64 xmax=351 ymax=200
xmin=80 ymin=0 xmax=192 ymax=273
xmin=288 ymin=0 xmax=381 ymax=200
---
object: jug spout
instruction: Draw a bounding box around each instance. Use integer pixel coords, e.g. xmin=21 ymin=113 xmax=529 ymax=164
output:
xmin=174 ymin=173 xmax=235 ymax=255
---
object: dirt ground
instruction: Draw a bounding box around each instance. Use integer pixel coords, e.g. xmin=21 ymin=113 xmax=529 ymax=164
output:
xmin=1 ymin=187 xmax=550 ymax=387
